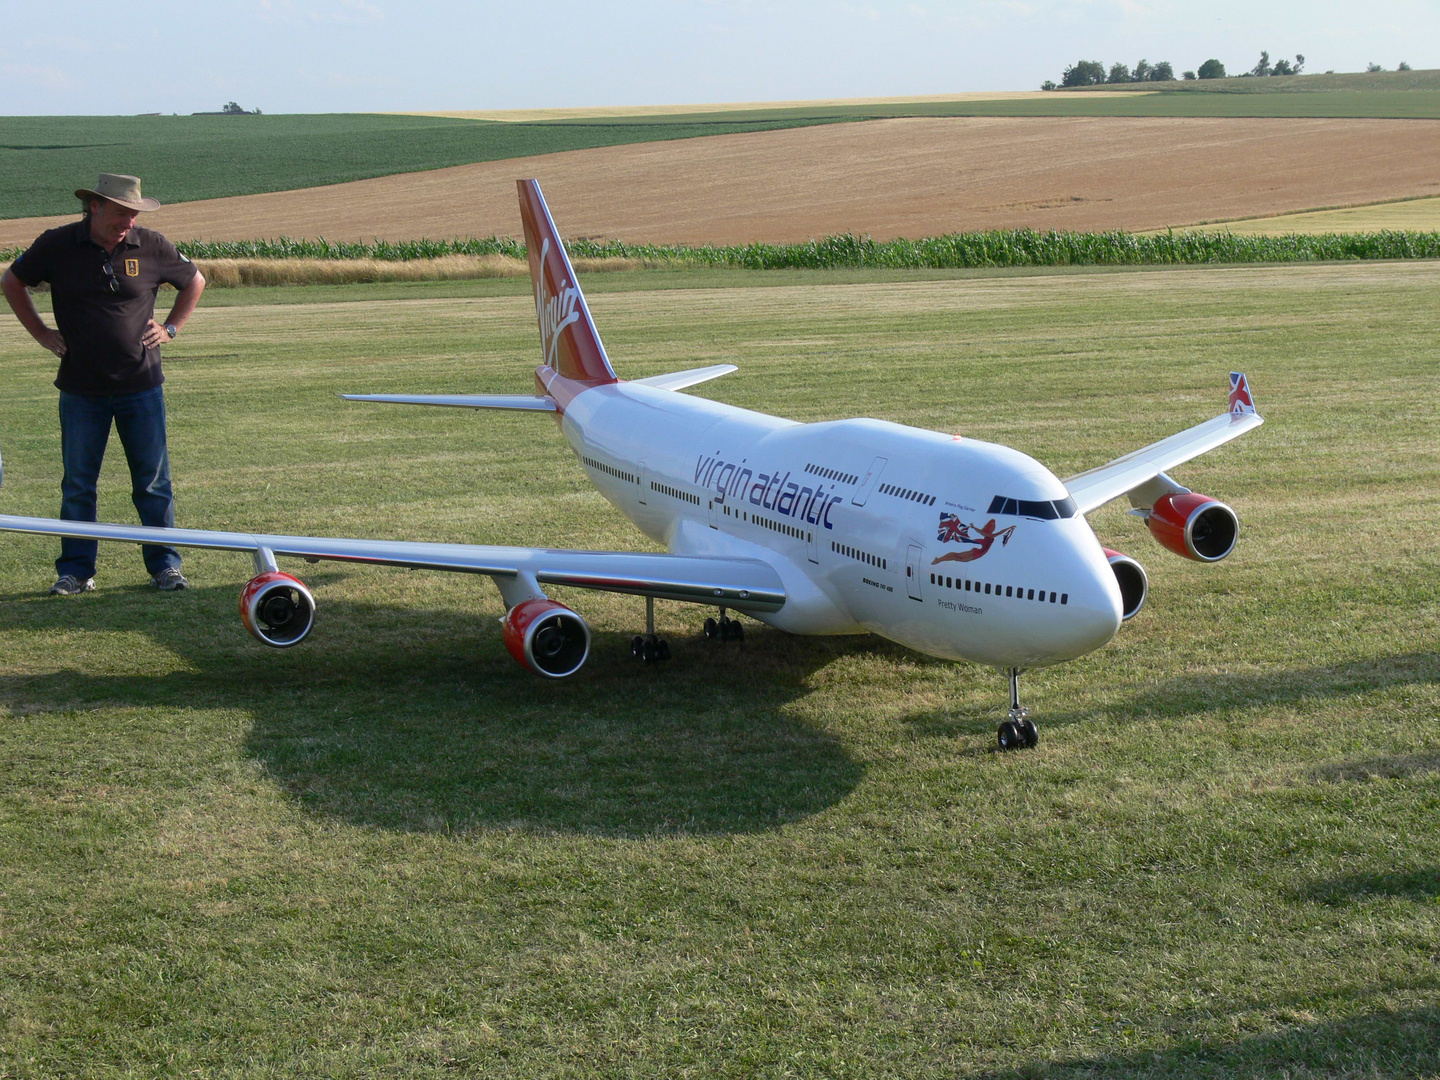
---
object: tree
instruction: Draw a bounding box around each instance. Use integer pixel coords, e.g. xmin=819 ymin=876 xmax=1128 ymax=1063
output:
xmin=1061 ymin=60 xmax=1106 ymax=87
xmin=1198 ymin=58 xmax=1226 ymax=79
xmin=1041 ymin=80 xmax=1057 ymax=91
xmin=1399 ymin=61 xmax=1412 ymax=71
xmin=1133 ymin=58 xmax=1152 ymax=82
xmin=1108 ymin=62 xmax=1131 ymax=84
xmin=1182 ymin=70 xmax=1197 ymax=80
xmin=1150 ymin=61 xmax=1174 ymax=81
xmin=1250 ymin=51 xmax=1272 ymax=77
xmin=1367 ymin=62 xmax=1385 ymax=72
xmin=1273 ymin=58 xmax=1294 ymax=75
xmin=222 ymin=101 xmax=246 ymax=115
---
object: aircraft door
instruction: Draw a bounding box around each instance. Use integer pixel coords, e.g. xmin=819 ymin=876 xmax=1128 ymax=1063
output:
xmin=638 ymin=461 xmax=648 ymax=505
xmin=906 ymin=543 xmax=923 ymax=601
xmin=807 ymin=523 xmax=819 ymax=564
xmin=852 ymin=456 xmax=887 ymax=506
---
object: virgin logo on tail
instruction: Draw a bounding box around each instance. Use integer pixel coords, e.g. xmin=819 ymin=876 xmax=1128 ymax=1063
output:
xmin=536 ymin=237 xmax=582 ymax=371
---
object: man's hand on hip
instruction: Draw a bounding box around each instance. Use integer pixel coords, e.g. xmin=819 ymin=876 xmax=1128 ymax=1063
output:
xmin=140 ymin=319 xmax=171 ymax=350
xmin=38 ymin=328 xmax=66 ymax=357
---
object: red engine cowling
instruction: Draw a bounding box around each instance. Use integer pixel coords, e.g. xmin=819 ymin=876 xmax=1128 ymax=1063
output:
xmin=239 ymin=571 xmax=316 ymax=647
xmin=501 ymin=598 xmax=591 ymax=678
xmin=1147 ymin=493 xmax=1239 ymax=562
xmin=1103 ymin=548 xmax=1148 ymax=621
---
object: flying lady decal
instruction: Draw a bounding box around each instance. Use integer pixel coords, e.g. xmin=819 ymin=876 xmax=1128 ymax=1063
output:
xmin=932 ymin=513 xmax=1016 ymax=564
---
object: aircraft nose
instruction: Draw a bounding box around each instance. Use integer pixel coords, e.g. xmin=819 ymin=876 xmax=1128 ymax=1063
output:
xmin=1039 ymin=547 xmax=1123 ymax=662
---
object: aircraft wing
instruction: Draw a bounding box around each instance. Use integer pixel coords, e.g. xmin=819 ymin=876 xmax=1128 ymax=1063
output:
xmin=1063 ymin=373 xmax=1264 ymax=514
xmin=0 ymin=515 xmax=786 ymax=613
xmin=341 ymin=393 xmax=556 ymax=411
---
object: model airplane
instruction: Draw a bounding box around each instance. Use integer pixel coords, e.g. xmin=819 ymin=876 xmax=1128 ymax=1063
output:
xmin=0 ymin=180 xmax=1263 ymax=749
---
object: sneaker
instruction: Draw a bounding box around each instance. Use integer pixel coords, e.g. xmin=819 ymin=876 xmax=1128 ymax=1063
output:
xmin=48 ymin=574 xmax=95 ymax=596
xmin=150 ymin=567 xmax=191 ymax=591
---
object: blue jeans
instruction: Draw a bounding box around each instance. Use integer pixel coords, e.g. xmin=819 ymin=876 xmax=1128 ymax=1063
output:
xmin=57 ymin=386 xmax=181 ymax=580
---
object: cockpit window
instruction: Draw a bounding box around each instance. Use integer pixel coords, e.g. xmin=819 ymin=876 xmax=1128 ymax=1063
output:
xmin=987 ymin=494 xmax=1077 ymax=520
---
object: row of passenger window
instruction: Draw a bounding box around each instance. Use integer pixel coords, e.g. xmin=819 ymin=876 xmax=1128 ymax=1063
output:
xmin=652 ymin=481 xmax=700 ymax=506
xmin=805 ymin=462 xmax=859 ymax=486
xmin=879 ymin=482 xmax=936 ymax=507
xmin=930 ymin=570 xmax=1068 ymax=605
xmin=583 ymin=456 xmax=637 ymax=485
xmin=832 ymin=541 xmax=887 ymax=570
xmin=725 ymin=502 xmax=809 ymax=540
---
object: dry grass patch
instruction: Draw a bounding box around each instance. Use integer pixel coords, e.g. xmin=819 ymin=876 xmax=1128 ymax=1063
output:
xmin=194 ymin=254 xmax=527 ymax=287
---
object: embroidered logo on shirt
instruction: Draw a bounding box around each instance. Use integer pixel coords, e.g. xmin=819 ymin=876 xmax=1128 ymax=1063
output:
xmin=125 ymin=259 xmax=139 ymax=277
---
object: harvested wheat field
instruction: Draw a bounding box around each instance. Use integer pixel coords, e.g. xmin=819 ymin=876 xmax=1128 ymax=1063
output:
xmin=4 ymin=116 xmax=1439 ymax=248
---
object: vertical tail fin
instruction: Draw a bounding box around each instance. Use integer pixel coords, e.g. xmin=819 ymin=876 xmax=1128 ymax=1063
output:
xmin=517 ymin=179 xmax=617 ymax=385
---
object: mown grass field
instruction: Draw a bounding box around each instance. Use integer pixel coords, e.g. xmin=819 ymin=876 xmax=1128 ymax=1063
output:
xmin=0 ymin=263 xmax=1437 ymax=1077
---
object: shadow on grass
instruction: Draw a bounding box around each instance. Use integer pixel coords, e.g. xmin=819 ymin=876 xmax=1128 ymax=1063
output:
xmin=902 ymin=651 xmax=1440 ymax=740
xmin=0 ymin=579 xmax=864 ymax=838
xmin=1294 ymin=868 xmax=1440 ymax=907
xmin=975 ymin=1006 xmax=1440 ymax=1079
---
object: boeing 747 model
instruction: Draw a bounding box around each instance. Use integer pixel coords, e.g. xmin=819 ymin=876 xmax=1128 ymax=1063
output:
xmin=0 ymin=181 xmax=1263 ymax=749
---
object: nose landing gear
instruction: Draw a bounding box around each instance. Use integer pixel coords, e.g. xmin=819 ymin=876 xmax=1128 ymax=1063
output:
xmin=996 ymin=667 xmax=1038 ymax=750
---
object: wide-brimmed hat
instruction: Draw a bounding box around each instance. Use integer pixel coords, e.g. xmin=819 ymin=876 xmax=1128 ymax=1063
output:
xmin=74 ymin=173 xmax=161 ymax=212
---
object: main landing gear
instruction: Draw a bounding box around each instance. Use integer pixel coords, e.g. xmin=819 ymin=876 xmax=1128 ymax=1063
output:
xmin=703 ymin=607 xmax=745 ymax=643
xmin=996 ymin=667 xmax=1039 ymax=751
xmin=631 ymin=596 xmax=671 ymax=664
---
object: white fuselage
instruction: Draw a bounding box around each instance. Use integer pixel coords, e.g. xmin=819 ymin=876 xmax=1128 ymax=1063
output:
xmin=558 ymin=380 xmax=1124 ymax=669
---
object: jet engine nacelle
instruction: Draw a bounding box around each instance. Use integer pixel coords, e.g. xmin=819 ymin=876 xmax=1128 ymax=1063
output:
xmin=501 ymin=597 xmax=591 ymax=678
xmin=1103 ymin=548 xmax=1148 ymax=622
xmin=1147 ymin=492 xmax=1239 ymax=563
xmin=240 ymin=570 xmax=316 ymax=647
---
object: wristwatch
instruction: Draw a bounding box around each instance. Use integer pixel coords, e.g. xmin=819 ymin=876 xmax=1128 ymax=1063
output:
xmin=164 ymin=324 xmax=178 ymax=339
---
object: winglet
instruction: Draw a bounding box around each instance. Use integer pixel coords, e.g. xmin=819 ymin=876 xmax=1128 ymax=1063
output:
xmin=1229 ymin=371 xmax=1258 ymax=420
xmin=517 ymin=179 xmax=617 ymax=386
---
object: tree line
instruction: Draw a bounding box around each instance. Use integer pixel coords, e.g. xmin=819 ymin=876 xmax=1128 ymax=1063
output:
xmin=1042 ymin=52 xmax=1305 ymax=89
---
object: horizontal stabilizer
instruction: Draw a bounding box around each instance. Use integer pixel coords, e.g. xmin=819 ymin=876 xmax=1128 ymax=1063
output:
xmin=630 ymin=364 xmax=737 ymax=392
xmin=342 ymin=393 xmax=556 ymax=412
xmin=0 ymin=515 xmax=786 ymax=612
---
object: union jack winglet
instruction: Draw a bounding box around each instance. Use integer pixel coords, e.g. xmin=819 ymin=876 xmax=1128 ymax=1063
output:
xmin=1228 ymin=371 xmax=1256 ymax=419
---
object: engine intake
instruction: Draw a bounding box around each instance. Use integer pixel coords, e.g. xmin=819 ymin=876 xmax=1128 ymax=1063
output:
xmin=1147 ymin=493 xmax=1239 ymax=562
xmin=1103 ymin=549 xmax=1148 ymax=622
xmin=240 ymin=571 xmax=316 ymax=647
xmin=501 ymin=598 xmax=591 ymax=678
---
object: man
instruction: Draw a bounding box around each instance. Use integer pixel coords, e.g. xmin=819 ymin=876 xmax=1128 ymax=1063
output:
xmin=1 ymin=173 xmax=205 ymax=595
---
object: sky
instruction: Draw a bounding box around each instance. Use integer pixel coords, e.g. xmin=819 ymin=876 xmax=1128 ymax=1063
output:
xmin=2 ymin=0 xmax=1436 ymax=115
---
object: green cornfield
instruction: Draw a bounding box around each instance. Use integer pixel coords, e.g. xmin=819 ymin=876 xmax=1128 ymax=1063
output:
xmin=6 ymin=229 xmax=1439 ymax=272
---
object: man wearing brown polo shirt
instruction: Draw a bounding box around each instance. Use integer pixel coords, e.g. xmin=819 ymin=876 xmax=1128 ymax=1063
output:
xmin=1 ymin=173 xmax=206 ymax=594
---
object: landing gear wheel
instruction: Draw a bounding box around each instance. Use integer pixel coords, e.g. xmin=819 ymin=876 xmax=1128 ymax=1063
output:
xmin=995 ymin=667 xmax=1038 ymax=750
xmin=631 ymin=634 xmax=645 ymax=660
xmin=640 ymin=634 xmax=669 ymax=664
xmin=703 ymin=617 xmax=719 ymax=641
xmin=723 ymin=618 xmax=744 ymax=643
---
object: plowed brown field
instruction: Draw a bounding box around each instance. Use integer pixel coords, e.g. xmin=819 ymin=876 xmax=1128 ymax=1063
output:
xmin=5 ymin=116 xmax=1439 ymax=247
